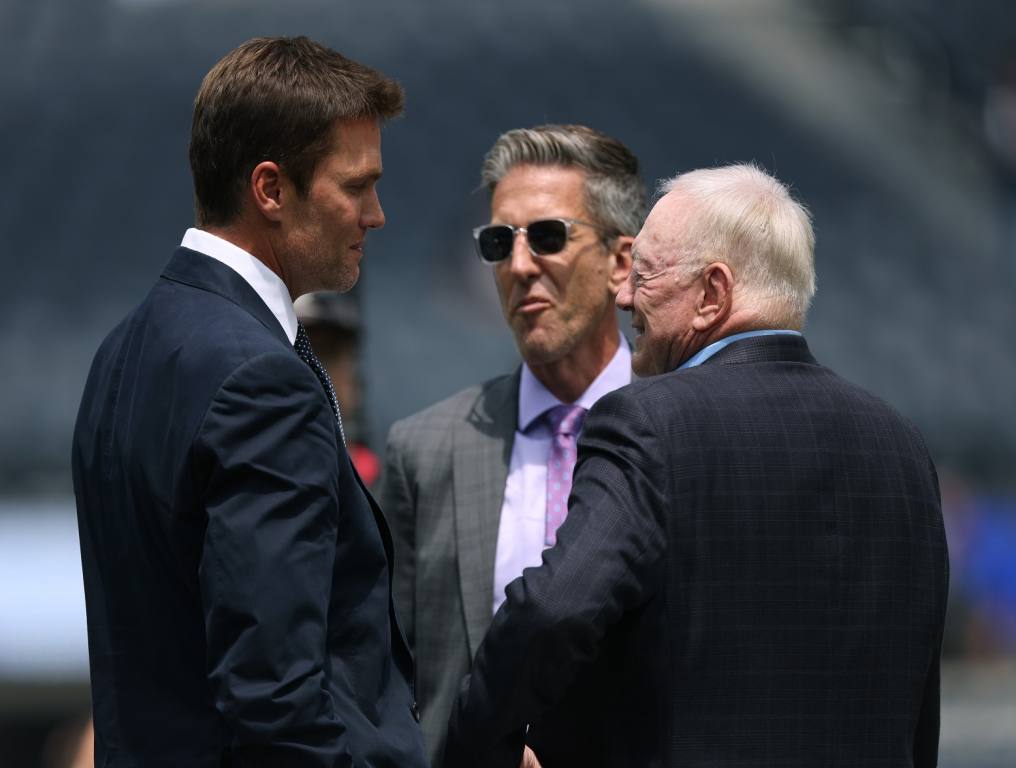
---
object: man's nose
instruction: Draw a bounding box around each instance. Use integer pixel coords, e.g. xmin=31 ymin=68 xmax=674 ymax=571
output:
xmin=508 ymin=230 xmax=540 ymax=279
xmin=363 ymin=189 xmax=385 ymax=230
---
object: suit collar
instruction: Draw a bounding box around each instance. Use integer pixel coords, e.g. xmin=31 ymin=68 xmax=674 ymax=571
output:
xmin=700 ymin=332 xmax=817 ymax=367
xmin=161 ymin=247 xmax=292 ymax=347
xmin=179 ymin=229 xmax=298 ymax=343
xmin=452 ymin=371 xmax=520 ymax=657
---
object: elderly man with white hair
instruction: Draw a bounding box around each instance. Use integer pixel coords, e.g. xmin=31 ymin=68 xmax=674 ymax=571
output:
xmin=444 ymin=164 xmax=949 ymax=768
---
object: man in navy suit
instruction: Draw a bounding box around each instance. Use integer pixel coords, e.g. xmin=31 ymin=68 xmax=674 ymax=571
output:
xmin=445 ymin=164 xmax=949 ymax=768
xmin=72 ymin=37 xmax=426 ymax=767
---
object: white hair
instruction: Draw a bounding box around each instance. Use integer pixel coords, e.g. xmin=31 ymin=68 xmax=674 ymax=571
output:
xmin=659 ymin=163 xmax=816 ymax=327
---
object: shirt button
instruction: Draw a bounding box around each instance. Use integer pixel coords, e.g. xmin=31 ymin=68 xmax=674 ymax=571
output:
xmin=411 ymin=700 xmax=421 ymax=722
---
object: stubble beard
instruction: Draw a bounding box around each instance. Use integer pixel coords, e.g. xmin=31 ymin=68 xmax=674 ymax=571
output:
xmin=512 ymin=311 xmax=586 ymax=367
xmin=307 ymin=246 xmax=360 ymax=295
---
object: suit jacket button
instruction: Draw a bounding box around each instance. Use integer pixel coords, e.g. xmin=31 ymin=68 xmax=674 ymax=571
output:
xmin=411 ymin=701 xmax=421 ymax=722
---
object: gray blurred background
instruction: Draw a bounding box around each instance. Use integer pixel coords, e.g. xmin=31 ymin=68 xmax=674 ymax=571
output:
xmin=2 ymin=0 xmax=1014 ymax=765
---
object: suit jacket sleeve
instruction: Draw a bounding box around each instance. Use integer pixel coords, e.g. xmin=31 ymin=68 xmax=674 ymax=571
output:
xmin=913 ymin=455 xmax=946 ymax=768
xmin=445 ymin=388 xmax=666 ymax=768
xmin=379 ymin=421 xmax=416 ymax=651
xmin=194 ymin=351 xmax=350 ymax=766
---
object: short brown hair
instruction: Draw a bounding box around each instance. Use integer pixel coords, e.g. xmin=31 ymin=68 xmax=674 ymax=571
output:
xmin=189 ymin=36 xmax=404 ymax=227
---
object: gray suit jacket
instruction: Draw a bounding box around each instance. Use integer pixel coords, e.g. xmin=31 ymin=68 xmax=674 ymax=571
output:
xmin=379 ymin=372 xmax=519 ymax=767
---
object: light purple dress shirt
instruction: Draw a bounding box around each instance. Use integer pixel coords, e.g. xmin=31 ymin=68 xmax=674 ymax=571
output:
xmin=492 ymin=337 xmax=632 ymax=613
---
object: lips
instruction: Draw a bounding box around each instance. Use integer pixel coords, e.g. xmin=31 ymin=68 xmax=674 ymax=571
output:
xmin=513 ymin=296 xmax=553 ymax=315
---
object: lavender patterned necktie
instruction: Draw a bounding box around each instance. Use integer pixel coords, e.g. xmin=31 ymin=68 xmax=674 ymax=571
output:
xmin=544 ymin=404 xmax=587 ymax=547
xmin=294 ymin=322 xmax=346 ymax=447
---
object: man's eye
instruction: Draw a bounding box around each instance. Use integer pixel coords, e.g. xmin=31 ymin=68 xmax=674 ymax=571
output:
xmin=346 ymin=179 xmax=375 ymax=193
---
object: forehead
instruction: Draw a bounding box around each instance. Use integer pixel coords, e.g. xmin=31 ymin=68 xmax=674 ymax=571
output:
xmin=490 ymin=164 xmax=589 ymax=223
xmin=320 ymin=118 xmax=383 ymax=174
xmin=633 ymin=191 xmax=690 ymax=267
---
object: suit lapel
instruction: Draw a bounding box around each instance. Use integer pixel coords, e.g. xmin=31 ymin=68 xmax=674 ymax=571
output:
xmin=161 ymin=247 xmax=291 ymax=347
xmin=353 ymin=462 xmax=416 ymax=666
xmin=165 ymin=247 xmax=412 ymax=655
xmin=453 ymin=372 xmax=519 ymax=658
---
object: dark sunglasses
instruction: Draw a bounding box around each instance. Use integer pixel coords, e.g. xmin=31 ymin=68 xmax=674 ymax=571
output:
xmin=472 ymin=218 xmax=602 ymax=263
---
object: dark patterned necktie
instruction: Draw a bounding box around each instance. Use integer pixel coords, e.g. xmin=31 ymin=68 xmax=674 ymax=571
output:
xmin=294 ymin=322 xmax=346 ymax=446
xmin=544 ymin=404 xmax=587 ymax=546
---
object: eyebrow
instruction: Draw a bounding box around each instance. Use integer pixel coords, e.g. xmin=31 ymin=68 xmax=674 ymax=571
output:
xmin=345 ymin=169 xmax=383 ymax=185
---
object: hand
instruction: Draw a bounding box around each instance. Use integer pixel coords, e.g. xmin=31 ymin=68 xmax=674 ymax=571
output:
xmin=520 ymin=745 xmax=542 ymax=768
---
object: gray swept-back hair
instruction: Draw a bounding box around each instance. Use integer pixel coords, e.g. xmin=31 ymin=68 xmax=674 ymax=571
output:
xmin=660 ymin=163 xmax=816 ymax=327
xmin=480 ymin=124 xmax=646 ymax=238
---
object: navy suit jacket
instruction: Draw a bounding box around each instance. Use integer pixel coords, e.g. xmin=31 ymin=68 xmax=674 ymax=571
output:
xmin=72 ymin=248 xmax=426 ymax=767
xmin=446 ymin=334 xmax=949 ymax=768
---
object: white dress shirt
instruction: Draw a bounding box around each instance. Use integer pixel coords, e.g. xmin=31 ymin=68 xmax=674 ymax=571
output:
xmin=180 ymin=228 xmax=298 ymax=343
xmin=492 ymin=337 xmax=632 ymax=613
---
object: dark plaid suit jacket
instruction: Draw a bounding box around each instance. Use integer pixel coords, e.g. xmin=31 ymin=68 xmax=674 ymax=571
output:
xmin=446 ymin=334 xmax=949 ymax=768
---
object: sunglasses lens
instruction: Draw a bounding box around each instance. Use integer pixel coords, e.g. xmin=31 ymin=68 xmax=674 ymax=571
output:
xmin=526 ymin=219 xmax=568 ymax=255
xmin=477 ymin=225 xmax=514 ymax=262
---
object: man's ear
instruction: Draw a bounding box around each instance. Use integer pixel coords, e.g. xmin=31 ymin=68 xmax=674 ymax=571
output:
xmin=607 ymin=235 xmax=634 ymax=294
xmin=692 ymin=262 xmax=734 ymax=332
xmin=250 ymin=161 xmax=286 ymax=222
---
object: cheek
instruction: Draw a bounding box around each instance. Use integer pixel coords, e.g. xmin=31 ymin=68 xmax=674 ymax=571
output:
xmin=635 ymin=291 xmax=654 ymax=320
xmin=493 ymin=268 xmax=514 ymax=308
xmin=543 ymin=253 xmax=581 ymax=286
xmin=562 ymin=264 xmax=607 ymax=309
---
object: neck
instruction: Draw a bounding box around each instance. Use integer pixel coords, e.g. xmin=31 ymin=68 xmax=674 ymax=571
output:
xmin=702 ymin=308 xmax=771 ymax=349
xmin=671 ymin=310 xmax=761 ymax=369
xmin=204 ymin=222 xmax=291 ymax=296
xmin=527 ymin=322 xmax=621 ymax=403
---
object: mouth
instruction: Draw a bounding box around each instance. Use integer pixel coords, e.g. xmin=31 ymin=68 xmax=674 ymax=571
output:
xmin=513 ymin=296 xmax=553 ymax=315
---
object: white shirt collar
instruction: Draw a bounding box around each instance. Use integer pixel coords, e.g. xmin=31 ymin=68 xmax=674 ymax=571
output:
xmin=518 ymin=335 xmax=632 ymax=432
xmin=180 ymin=228 xmax=298 ymax=344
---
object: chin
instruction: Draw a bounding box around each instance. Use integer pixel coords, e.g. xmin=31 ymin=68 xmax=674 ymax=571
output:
xmin=516 ymin=334 xmax=568 ymax=366
xmin=331 ymin=270 xmax=360 ymax=294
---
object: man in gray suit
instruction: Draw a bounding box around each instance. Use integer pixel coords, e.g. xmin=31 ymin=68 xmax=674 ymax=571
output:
xmin=378 ymin=124 xmax=646 ymax=767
